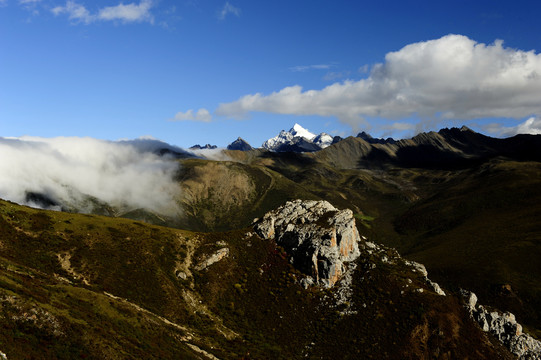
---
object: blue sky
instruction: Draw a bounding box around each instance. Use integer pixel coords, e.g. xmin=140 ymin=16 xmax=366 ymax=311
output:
xmin=2 ymin=0 xmax=541 ymax=148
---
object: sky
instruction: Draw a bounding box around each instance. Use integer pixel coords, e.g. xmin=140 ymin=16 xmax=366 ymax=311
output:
xmin=2 ymin=0 xmax=541 ymax=148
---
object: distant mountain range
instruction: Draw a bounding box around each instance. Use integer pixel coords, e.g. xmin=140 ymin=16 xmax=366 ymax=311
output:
xmin=222 ymin=124 xmax=541 ymax=168
xmin=189 ymin=144 xmax=217 ymax=150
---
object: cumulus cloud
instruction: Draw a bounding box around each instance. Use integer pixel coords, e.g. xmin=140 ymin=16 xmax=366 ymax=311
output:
xmin=0 ymin=136 xmax=182 ymax=215
xmin=172 ymin=108 xmax=212 ymax=122
xmin=52 ymin=0 xmax=154 ymax=24
xmin=218 ymin=1 xmax=240 ymax=20
xmin=216 ymin=34 xmax=541 ymax=133
xmin=484 ymin=117 xmax=541 ymax=137
xmin=98 ymin=0 xmax=153 ymax=23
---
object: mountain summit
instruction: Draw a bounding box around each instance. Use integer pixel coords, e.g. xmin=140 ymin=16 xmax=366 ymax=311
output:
xmin=290 ymin=123 xmax=316 ymax=140
xmin=262 ymin=123 xmax=333 ymax=152
xmin=227 ymin=137 xmax=253 ymax=151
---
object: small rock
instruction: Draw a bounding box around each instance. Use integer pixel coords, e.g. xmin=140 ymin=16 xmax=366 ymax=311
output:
xmin=176 ymin=271 xmax=187 ymax=280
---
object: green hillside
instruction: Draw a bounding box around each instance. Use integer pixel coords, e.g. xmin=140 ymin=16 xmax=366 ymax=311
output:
xmin=0 ymin=199 xmax=512 ymax=359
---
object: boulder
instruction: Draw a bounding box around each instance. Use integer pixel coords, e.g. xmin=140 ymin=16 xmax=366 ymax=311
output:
xmin=254 ymin=200 xmax=361 ymax=287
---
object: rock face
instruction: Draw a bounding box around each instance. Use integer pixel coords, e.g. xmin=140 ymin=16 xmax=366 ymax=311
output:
xmin=254 ymin=200 xmax=361 ymax=287
xmin=461 ymin=290 xmax=541 ymax=359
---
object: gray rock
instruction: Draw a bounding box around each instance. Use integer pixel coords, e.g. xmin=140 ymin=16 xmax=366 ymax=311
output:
xmin=405 ymin=260 xmax=445 ymax=296
xmin=194 ymin=248 xmax=229 ymax=271
xmin=460 ymin=289 xmax=541 ymax=359
xmin=254 ymin=200 xmax=361 ymax=287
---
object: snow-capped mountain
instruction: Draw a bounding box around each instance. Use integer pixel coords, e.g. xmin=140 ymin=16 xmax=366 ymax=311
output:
xmin=262 ymin=123 xmax=334 ymax=152
xmin=313 ymin=133 xmax=334 ymax=148
xmin=290 ymin=123 xmax=316 ymax=140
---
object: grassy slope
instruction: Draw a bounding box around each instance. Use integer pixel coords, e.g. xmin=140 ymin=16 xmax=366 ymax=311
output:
xmin=0 ymin=199 xmax=224 ymax=359
xmin=176 ymin=158 xmax=319 ymax=232
xmin=0 ymin=199 xmax=512 ymax=359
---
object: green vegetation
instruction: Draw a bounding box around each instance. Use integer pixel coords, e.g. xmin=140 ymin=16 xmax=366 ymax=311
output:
xmin=0 ymin=196 xmax=511 ymax=358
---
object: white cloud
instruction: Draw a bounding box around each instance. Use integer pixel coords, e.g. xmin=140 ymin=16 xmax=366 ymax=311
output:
xmin=172 ymin=108 xmax=212 ymax=122
xmin=216 ymin=34 xmax=541 ymax=133
xmin=19 ymin=0 xmax=42 ymax=4
xmin=485 ymin=117 xmax=541 ymax=137
xmin=51 ymin=0 xmax=154 ymax=24
xmin=98 ymin=0 xmax=153 ymax=23
xmin=0 ymin=136 xmax=182 ymax=215
xmin=218 ymin=1 xmax=240 ymax=20
xmin=52 ymin=1 xmax=93 ymax=24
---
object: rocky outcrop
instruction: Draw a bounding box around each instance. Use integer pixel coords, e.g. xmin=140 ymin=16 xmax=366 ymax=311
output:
xmin=461 ymin=290 xmax=541 ymax=359
xmin=194 ymin=248 xmax=229 ymax=271
xmin=253 ymin=200 xmax=361 ymax=287
xmin=404 ymin=260 xmax=446 ymax=296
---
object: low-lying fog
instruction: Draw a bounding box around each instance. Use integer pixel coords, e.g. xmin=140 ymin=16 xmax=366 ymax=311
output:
xmin=0 ymin=136 xmax=183 ymax=215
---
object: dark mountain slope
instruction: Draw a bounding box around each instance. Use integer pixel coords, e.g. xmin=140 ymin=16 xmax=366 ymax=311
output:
xmin=316 ymin=127 xmax=541 ymax=169
xmin=394 ymin=159 xmax=541 ymax=338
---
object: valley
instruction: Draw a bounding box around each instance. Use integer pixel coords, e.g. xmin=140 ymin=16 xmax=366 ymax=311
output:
xmin=0 ymin=126 xmax=540 ymax=358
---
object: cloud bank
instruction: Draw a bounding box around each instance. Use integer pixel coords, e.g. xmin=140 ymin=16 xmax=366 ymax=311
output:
xmin=52 ymin=0 xmax=154 ymax=24
xmin=0 ymin=136 xmax=181 ymax=215
xmin=216 ymin=34 xmax=541 ymax=132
